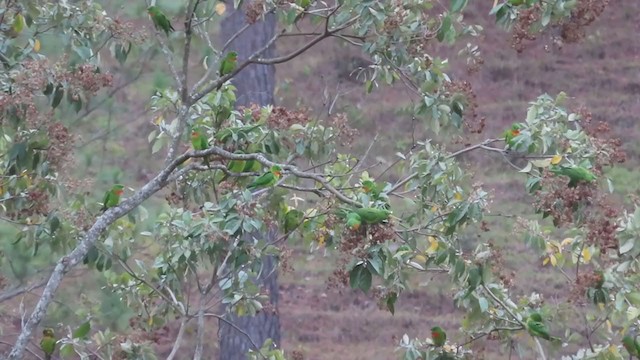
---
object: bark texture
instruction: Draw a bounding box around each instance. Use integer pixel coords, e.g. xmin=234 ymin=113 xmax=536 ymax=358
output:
xmin=218 ymin=7 xmax=281 ymax=360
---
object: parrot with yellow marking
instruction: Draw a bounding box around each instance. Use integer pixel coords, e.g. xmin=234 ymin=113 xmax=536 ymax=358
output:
xmin=247 ymin=165 xmax=282 ymax=190
xmin=147 ymin=6 xmax=174 ymax=36
xmin=191 ymin=128 xmax=211 ymax=166
xmin=40 ymin=328 xmax=56 ymax=360
xmin=346 ymin=212 xmax=362 ymax=231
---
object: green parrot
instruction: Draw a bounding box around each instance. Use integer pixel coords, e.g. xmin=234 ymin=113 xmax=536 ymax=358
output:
xmin=101 ymin=184 xmax=124 ymax=212
xmin=622 ymin=333 xmax=640 ymax=359
xmin=526 ymin=314 xmax=560 ymax=341
xmin=431 ymin=326 xmax=447 ymax=347
xmin=191 ymin=128 xmax=210 ymax=166
xmin=219 ymin=51 xmax=238 ymax=76
xmin=353 ymin=207 xmax=391 ymax=224
xmin=40 ymin=328 xmax=56 ymax=360
xmin=502 ymin=123 xmax=522 ymax=149
xmin=362 ymin=180 xmax=381 ymax=198
xmin=147 ymin=6 xmax=174 ymax=36
xmin=284 ymin=208 xmax=304 ymax=234
xmin=247 ymin=165 xmax=282 ymax=190
xmin=346 ymin=212 xmax=362 ymax=231
xmin=549 ymin=165 xmax=596 ymax=188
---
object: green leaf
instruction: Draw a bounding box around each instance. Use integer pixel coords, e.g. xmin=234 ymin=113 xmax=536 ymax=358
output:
xmin=51 ymin=85 xmax=64 ymax=109
xmin=49 ymin=215 xmax=60 ymax=234
xmin=478 ymin=297 xmax=489 ymax=312
xmin=349 ymin=263 xmax=372 ymax=293
xmin=73 ymin=320 xmax=91 ymax=339
xmin=451 ymin=0 xmax=468 ymax=13
xmin=437 ymin=15 xmax=452 ymax=42
xmin=60 ymin=343 xmax=75 ymax=357
xmin=386 ymin=291 xmax=398 ymax=315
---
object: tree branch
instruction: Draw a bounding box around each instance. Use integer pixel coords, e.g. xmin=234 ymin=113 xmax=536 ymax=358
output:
xmin=167 ymin=319 xmax=187 ymax=360
xmin=5 ymin=145 xmax=196 ymax=359
xmin=181 ymin=0 xmax=200 ymax=103
xmin=191 ymin=14 xmax=360 ymax=104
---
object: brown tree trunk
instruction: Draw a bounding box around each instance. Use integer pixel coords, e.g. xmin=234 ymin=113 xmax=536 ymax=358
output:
xmin=218 ymin=8 xmax=280 ymax=360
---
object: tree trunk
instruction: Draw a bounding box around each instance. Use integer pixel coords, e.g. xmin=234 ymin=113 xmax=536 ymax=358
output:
xmin=218 ymin=8 xmax=280 ymax=360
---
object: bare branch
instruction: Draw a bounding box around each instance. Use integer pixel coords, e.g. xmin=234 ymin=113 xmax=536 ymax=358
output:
xmin=181 ymin=0 xmax=200 ymax=102
xmin=167 ymin=320 xmax=186 ymax=360
xmin=191 ymin=14 xmax=360 ymax=103
xmin=155 ymin=33 xmax=182 ymax=90
xmin=0 ymin=278 xmax=47 ymax=303
xmin=6 ymin=142 xmax=198 ymax=359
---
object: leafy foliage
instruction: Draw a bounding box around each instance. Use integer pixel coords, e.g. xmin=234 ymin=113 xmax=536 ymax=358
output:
xmin=0 ymin=0 xmax=627 ymax=359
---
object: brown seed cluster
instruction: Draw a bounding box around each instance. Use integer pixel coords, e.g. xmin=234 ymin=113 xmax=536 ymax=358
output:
xmin=568 ymin=269 xmax=603 ymax=304
xmin=577 ymin=109 xmax=626 ymax=168
xmin=511 ymin=0 xmax=609 ymax=52
xmin=488 ymin=242 xmax=514 ymax=288
xmin=444 ymin=80 xmax=485 ymax=134
xmin=327 ymin=267 xmax=350 ymax=289
xmin=47 ymin=122 xmax=74 ymax=168
xmin=560 ymin=0 xmax=609 ymax=44
xmin=328 ymin=113 xmax=358 ymax=147
xmin=291 ymin=350 xmax=305 ymax=360
xmin=511 ymin=4 xmax=541 ymax=53
xmin=107 ymin=18 xmax=147 ymax=44
xmin=584 ymin=203 xmax=619 ymax=254
xmin=244 ymin=0 xmax=265 ymax=24
xmin=268 ymin=106 xmax=311 ymax=130
xmin=534 ymin=177 xmax=595 ymax=226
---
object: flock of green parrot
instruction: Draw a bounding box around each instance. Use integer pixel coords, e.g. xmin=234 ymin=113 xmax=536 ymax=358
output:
xmin=501 ymin=122 xmax=597 ymax=187
xmin=62 ymin=7 xmax=607 ymax=360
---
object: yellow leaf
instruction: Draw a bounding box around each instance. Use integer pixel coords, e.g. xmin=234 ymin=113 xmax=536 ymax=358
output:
xmin=549 ymin=254 xmax=557 ymax=266
xmin=543 ymin=257 xmax=549 ymax=266
xmin=148 ymin=316 xmax=153 ymax=326
xmin=606 ymin=320 xmax=612 ymax=333
xmin=560 ymin=237 xmax=574 ymax=247
xmin=581 ymin=247 xmax=592 ymax=263
xmin=551 ymin=154 xmax=562 ymax=165
xmin=33 ymin=39 xmax=41 ymax=53
xmin=431 ymin=205 xmax=438 ymax=212
xmin=454 ymin=192 xmax=463 ymax=201
xmin=215 ymin=2 xmax=226 ymax=15
xmin=413 ymin=254 xmax=427 ymax=263
xmin=317 ymin=235 xmax=325 ymax=246
xmin=531 ymin=158 xmax=552 ymax=168
xmin=427 ymin=236 xmax=439 ymax=254
xmin=153 ymin=114 xmax=163 ymax=125
xmin=13 ymin=14 xmax=25 ymax=33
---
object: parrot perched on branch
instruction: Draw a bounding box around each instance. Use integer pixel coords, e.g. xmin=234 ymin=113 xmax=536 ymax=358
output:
xmin=346 ymin=212 xmax=362 ymax=231
xmin=284 ymin=208 xmax=304 ymax=234
xmin=247 ymin=165 xmax=282 ymax=190
xmin=526 ymin=313 xmax=560 ymax=342
xmin=191 ymin=128 xmax=211 ymax=166
xmin=431 ymin=326 xmax=447 ymax=347
xmin=219 ymin=51 xmax=238 ymax=76
xmin=147 ymin=6 xmax=174 ymax=36
xmin=353 ymin=207 xmax=391 ymax=224
xmin=501 ymin=123 xmax=522 ymax=149
xmin=100 ymin=184 xmax=124 ymax=212
xmin=40 ymin=328 xmax=56 ymax=360
xmin=549 ymin=165 xmax=596 ymax=188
